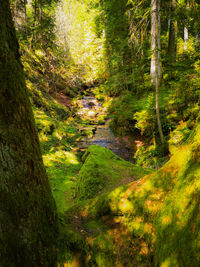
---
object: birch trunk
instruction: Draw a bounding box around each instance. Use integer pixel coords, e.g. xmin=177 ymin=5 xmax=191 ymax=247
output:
xmin=184 ymin=2 xmax=189 ymax=50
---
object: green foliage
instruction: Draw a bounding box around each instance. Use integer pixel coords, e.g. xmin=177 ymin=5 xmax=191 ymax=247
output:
xmin=169 ymin=121 xmax=192 ymax=146
xmin=55 ymin=0 xmax=106 ymax=84
xmin=99 ymin=0 xmax=133 ymax=94
xmin=135 ymin=144 xmax=169 ymax=169
xmin=11 ymin=0 xmax=59 ymax=49
xmin=108 ymin=91 xmax=155 ymax=138
xmin=155 ymin=126 xmax=200 ymax=266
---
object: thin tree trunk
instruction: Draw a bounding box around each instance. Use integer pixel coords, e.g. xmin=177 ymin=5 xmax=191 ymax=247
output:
xmin=0 ymin=0 xmax=58 ymax=265
xmin=168 ymin=0 xmax=177 ymax=61
xmin=184 ymin=25 xmax=189 ymax=50
xmin=151 ymin=0 xmax=165 ymax=145
xmin=150 ymin=0 xmax=157 ymax=85
xmin=184 ymin=2 xmax=189 ymax=50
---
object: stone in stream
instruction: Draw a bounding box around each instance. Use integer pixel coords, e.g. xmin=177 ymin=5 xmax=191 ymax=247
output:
xmin=76 ymin=96 xmax=133 ymax=162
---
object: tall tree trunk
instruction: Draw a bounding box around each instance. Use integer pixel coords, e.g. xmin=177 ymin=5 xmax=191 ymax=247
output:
xmin=168 ymin=0 xmax=177 ymax=61
xmin=0 ymin=0 xmax=58 ymax=266
xmin=184 ymin=25 xmax=189 ymax=50
xmin=184 ymin=2 xmax=189 ymax=50
xmin=151 ymin=0 xmax=165 ymax=145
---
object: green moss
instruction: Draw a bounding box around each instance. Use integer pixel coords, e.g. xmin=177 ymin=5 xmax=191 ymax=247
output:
xmin=32 ymin=108 xmax=83 ymax=213
xmin=58 ymin=220 xmax=89 ymax=265
xmin=155 ymin=127 xmax=200 ymax=266
xmin=61 ymin=125 xmax=200 ymax=266
xmin=75 ymin=145 xmax=152 ymax=201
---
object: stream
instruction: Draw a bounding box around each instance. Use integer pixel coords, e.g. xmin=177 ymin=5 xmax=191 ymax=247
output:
xmin=76 ymin=96 xmax=133 ymax=162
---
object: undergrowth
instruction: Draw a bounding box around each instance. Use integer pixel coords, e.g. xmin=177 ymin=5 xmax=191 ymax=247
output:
xmin=22 ymin=45 xmax=84 ymax=213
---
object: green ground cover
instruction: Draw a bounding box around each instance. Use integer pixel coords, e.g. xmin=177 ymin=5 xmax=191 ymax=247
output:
xmin=58 ymin=125 xmax=200 ymax=266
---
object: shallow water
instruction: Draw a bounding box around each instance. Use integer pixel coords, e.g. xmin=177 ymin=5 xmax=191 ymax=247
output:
xmin=76 ymin=96 xmax=133 ymax=162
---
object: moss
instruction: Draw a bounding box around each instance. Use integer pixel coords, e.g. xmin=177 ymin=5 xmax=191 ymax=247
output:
xmin=32 ymin=108 xmax=83 ymax=213
xmin=75 ymin=145 xmax=151 ymax=201
xmin=61 ymin=125 xmax=200 ymax=266
xmin=155 ymin=127 xmax=200 ymax=266
xmin=58 ymin=220 xmax=89 ymax=265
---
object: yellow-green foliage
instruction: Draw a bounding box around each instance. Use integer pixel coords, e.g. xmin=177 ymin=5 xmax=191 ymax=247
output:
xmin=75 ymin=145 xmax=151 ymax=201
xmin=55 ymin=0 xmax=106 ymax=83
xmin=62 ymin=125 xmax=200 ymax=266
xmin=21 ymin=45 xmax=83 ymax=213
xmin=33 ymin=108 xmax=82 ymax=213
xmin=22 ymin=46 xmax=78 ymax=99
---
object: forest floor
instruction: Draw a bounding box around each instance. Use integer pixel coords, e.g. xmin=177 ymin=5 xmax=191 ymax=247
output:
xmin=49 ymin=90 xmax=149 ymax=211
xmin=31 ymin=78 xmax=200 ymax=267
xmin=21 ymin=43 xmax=200 ymax=266
xmin=47 ymin=89 xmax=155 ymax=266
xmin=34 ymin=85 xmax=150 ymax=214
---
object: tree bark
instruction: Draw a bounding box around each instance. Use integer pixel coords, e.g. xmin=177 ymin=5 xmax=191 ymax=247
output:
xmin=0 ymin=0 xmax=58 ymax=266
xmin=150 ymin=0 xmax=165 ymax=145
xmin=184 ymin=2 xmax=189 ymax=50
xmin=184 ymin=25 xmax=189 ymax=50
xmin=168 ymin=0 xmax=177 ymax=61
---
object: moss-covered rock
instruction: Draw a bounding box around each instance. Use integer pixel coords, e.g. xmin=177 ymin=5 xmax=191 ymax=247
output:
xmin=75 ymin=145 xmax=151 ymax=201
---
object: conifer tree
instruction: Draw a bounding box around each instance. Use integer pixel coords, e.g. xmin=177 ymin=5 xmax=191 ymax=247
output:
xmin=0 ymin=0 xmax=58 ymax=265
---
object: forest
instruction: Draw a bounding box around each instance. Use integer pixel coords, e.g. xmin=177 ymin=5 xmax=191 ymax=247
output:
xmin=0 ymin=0 xmax=200 ymax=266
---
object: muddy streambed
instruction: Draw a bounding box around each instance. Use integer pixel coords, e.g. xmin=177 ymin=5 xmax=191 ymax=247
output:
xmin=76 ymin=96 xmax=133 ymax=162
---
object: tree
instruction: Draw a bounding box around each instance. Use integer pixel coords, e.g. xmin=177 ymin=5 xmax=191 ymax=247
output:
xmin=184 ymin=1 xmax=189 ymax=50
xmin=150 ymin=0 xmax=165 ymax=145
xmin=168 ymin=0 xmax=177 ymax=61
xmin=0 ymin=0 xmax=58 ymax=266
xmin=99 ymin=0 xmax=132 ymax=95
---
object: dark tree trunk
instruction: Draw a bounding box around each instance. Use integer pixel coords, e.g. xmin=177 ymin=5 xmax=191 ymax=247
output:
xmin=168 ymin=0 xmax=177 ymax=62
xmin=0 ymin=0 xmax=58 ymax=266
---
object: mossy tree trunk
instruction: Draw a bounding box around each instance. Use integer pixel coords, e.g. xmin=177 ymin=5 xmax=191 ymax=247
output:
xmin=0 ymin=0 xmax=58 ymax=266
